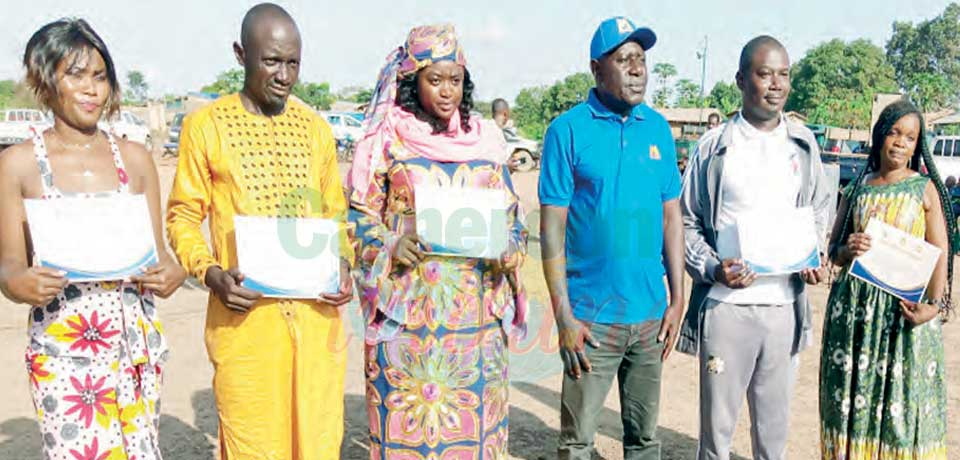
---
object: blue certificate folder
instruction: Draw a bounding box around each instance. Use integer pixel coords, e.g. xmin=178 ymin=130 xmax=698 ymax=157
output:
xmin=24 ymin=195 xmax=159 ymax=282
xmin=849 ymin=218 xmax=941 ymax=303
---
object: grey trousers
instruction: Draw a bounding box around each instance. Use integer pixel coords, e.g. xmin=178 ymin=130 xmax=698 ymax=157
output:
xmin=558 ymin=319 xmax=664 ymax=460
xmin=697 ymin=299 xmax=798 ymax=460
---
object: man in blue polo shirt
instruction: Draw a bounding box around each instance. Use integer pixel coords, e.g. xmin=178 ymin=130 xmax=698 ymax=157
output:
xmin=539 ymin=16 xmax=685 ymax=460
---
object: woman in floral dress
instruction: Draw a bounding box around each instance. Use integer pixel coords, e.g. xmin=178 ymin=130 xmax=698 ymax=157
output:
xmin=820 ymin=100 xmax=956 ymax=460
xmin=348 ymin=24 xmax=527 ymax=459
xmin=0 ymin=19 xmax=185 ymax=459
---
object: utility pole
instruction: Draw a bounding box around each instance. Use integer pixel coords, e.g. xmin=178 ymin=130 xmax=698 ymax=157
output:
xmin=696 ymin=35 xmax=708 ymax=133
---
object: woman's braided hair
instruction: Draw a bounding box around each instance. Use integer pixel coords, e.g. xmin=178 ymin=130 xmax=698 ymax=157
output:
xmin=831 ymin=99 xmax=959 ymax=310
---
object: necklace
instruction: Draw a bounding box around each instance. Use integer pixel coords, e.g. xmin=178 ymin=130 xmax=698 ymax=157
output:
xmin=51 ymin=131 xmax=99 ymax=177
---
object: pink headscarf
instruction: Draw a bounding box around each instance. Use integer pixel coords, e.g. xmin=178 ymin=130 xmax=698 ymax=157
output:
xmin=348 ymin=24 xmax=508 ymax=200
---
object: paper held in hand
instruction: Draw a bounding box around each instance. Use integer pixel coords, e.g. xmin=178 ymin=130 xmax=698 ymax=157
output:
xmin=234 ymin=216 xmax=341 ymax=298
xmin=849 ymin=218 xmax=941 ymax=303
xmin=414 ymin=184 xmax=508 ymax=259
xmin=24 ymin=194 xmax=159 ymax=282
xmin=737 ymin=206 xmax=821 ymax=275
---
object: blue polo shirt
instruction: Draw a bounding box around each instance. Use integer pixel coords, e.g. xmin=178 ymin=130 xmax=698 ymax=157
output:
xmin=538 ymin=89 xmax=681 ymax=324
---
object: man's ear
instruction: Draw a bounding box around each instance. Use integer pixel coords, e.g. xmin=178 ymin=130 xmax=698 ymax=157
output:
xmin=233 ymin=42 xmax=246 ymax=68
xmin=590 ymin=60 xmax=602 ymax=86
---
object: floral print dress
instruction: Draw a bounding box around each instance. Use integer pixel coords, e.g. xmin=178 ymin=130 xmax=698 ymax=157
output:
xmin=24 ymin=128 xmax=169 ymax=460
xmin=351 ymin=145 xmax=528 ymax=459
xmin=820 ymin=175 xmax=947 ymax=460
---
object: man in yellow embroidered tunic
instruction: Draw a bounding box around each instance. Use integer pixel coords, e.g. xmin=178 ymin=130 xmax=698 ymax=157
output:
xmin=165 ymin=4 xmax=353 ymax=459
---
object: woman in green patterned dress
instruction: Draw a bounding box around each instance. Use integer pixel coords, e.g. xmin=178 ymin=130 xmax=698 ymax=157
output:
xmin=820 ymin=100 xmax=957 ymax=460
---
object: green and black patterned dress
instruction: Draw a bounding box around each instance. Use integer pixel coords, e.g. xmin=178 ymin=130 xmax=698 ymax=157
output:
xmin=820 ymin=175 xmax=947 ymax=460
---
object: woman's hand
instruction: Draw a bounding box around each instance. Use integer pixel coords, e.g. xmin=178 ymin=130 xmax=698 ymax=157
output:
xmin=130 ymin=258 xmax=187 ymax=298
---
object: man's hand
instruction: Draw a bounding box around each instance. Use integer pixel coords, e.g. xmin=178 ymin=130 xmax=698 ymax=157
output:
xmin=204 ymin=266 xmax=263 ymax=313
xmin=800 ymin=265 xmax=826 ymax=286
xmin=658 ymin=303 xmax=683 ymax=361
xmin=319 ymin=259 xmax=354 ymax=307
xmin=556 ymin=314 xmax=600 ymax=379
xmin=714 ymin=259 xmax=757 ymax=289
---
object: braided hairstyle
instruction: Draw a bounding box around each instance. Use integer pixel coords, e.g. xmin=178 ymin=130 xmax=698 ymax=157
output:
xmin=396 ymin=68 xmax=474 ymax=134
xmin=832 ymin=99 xmax=959 ymax=307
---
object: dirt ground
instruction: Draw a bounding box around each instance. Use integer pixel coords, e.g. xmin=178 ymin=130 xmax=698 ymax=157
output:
xmin=0 ymin=159 xmax=956 ymax=460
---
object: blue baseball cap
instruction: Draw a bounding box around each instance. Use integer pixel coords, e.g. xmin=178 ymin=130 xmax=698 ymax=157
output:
xmin=590 ymin=17 xmax=657 ymax=60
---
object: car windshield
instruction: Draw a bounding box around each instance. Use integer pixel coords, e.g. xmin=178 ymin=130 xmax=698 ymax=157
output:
xmin=345 ymin=117 xmax=361 ymax=127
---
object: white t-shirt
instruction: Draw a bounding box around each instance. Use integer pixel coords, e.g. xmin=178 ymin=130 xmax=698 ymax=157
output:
xmin=708 ymin=113 xmax=802 ymax=305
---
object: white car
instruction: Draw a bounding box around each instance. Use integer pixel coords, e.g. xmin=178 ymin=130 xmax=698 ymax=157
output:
xmin=932 ymin=135 xmax=960 ymax=183
xmin=0 ymin=109 xmax=51 ymax=147
xmin=321 ymin=112 xmax=364 ymax=142
xmin=100 ymin=111 xmax=152 ymax=150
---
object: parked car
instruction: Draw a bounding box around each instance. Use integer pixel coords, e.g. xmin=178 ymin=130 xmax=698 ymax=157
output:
xmin=0 ymin=108 xmax=51 ymax=148
xmin=502 ymin=126 xmax=540 ymax=172
xmin=321 ymin=112 xmax=364 ymax=142
xmin=100 ymin=110 xmax=152 ymax=151
xmin=163 ymin=112 xmax=185 ymax=158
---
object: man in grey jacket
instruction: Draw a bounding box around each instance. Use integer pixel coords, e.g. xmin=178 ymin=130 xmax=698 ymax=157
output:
xmin=678 ymin=36 xmax=831 ymax=460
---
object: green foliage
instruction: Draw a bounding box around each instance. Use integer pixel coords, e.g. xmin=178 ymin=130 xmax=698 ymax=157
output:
xmin=201 ymin=68 xmax=245 ymax=95
xmin=124 ymin=70 xmax=148 ymax=103
xmin=351 ymin=88 xmax=373 ymax=104
xmin=292 ymin=81 xmax=334 ymax=110
xmin=674 ymin=78 xmax=704 ymax=108
xmin=786 ymin=39 xmax=898 ymax=128
xmin=707 ymin=81 xmax=741 ymax=114
xmin=513 ymin=73 xmax=593 ymax=140
xmin=0 ymin=79 xmax=39 ymax=109
xmin=886 ymin=3 xmax=960 ymax=112
xmin=0 ymin=80 xmax=15 ymax=108
xmin=652 ymin=62 xmax=677 ymax=107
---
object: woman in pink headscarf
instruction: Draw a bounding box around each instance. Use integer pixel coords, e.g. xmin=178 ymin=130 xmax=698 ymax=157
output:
xmin=348 ymin=24 xmax=528 ymax=458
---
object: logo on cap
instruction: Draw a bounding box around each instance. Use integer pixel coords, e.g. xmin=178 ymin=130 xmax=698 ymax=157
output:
xmin=616 ymin=18 xmax=634 ymax=34
xmin=650 ymin=145 xmax=661 ymax=160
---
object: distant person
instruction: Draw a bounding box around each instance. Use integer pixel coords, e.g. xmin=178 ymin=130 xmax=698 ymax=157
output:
xmin=539 ymin=16 xmax=685 ymax=459
xmin=677 ymin=146 xmax=690 ymax=174
xmin=0 ymin=18 xmax=185 ymax=459
xmin=707 ymin=112 xmax=721 ymax=130
xmin=820 ymin=100 xmax=955 ymax=460
xmin=166 ymin=4 xmax=354 ymax=458
xmin=679 ymin=35 xmax=831 ymax=460
xmin=493 ymin=97 xmax=525 ymax=172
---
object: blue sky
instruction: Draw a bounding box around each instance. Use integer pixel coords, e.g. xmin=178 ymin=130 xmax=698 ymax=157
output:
xmin=1 ymin=0 xmax=955 ymax=103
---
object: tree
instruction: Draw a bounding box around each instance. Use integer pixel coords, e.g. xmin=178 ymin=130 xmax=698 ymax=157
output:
xmin=674 ymin=78 xmax=703 ymax=108
xmin=707 ymin=81 xmax=741 ymax=114
xmin=124 ymin=70 xmax=148 ymax=103
xmin=886 ymin=3 xmax=960 ymax=112
xmin=786 ymin=39 xmax=898 ymax=128
xmin=651 ymin=62 xmax=677 ymax=107
xmin=513 ymin=86 xmax=547 ymax=140
xmin=0 ymin=80 xmax=39 ymax=109
xmin=351 ymin=88 xmax=373 ymax=104
xmin=0 ymin=80 xmax=15 ymax=108
xmin=513 ymin=73 xmax=593 ymax=140
xmin=201 ymin=69 xmax=245 ymax=95
xmin=292 ymin=81 xmax=334 ymax=110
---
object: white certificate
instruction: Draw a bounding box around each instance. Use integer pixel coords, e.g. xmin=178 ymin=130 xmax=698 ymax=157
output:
xmin=737 ymin=206 xmax=821 ymax=275
xmin=234 ymin=216 xmax=340 ymax=298
xmin=414 ymin=184 xmax=508 ymax=259
xmin=849 ymin=218 xmax=941 ymax=303
xmin=24 ymin=194 xmax=158 ymax=282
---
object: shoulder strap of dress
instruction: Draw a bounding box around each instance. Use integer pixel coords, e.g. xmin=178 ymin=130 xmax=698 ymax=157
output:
xmin=105 ymin=130 xmax=130 ymax=193
xmin=29 ymin=127 xmax=59 ymax=198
